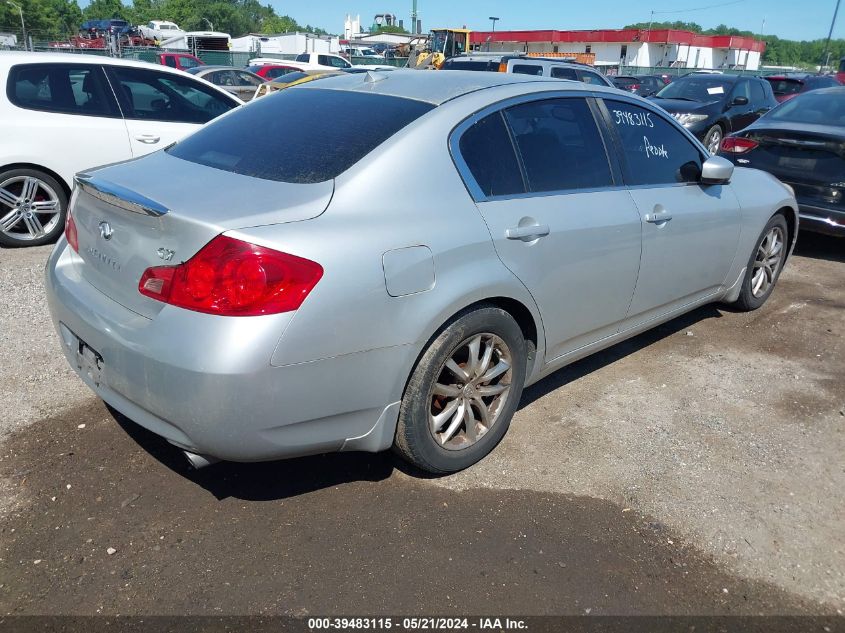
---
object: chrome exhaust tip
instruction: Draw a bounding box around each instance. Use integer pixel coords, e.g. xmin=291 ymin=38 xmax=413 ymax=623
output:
xmin=182 ymin=450 xmax=220 ymax=470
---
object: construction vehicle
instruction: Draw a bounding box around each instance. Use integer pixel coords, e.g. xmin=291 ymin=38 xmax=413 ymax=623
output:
xmin=409 ymin=28 xmax=471 ymax=69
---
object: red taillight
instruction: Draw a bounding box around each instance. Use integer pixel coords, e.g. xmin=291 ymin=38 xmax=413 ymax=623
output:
xmin=139 ymin=235 xmax=323 ymax=317
xmin=630 ymin=84 xmax=640 ymax=91
xmin=65 ymin=207 xmax=78 ymax=253
xmin=721 ymin=136 xmax=759 ymax=154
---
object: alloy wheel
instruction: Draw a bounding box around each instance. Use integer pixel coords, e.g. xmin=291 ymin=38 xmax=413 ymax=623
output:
xmin=751 ymin=225 xmax=785 ymax=297
xmin=706 ymin=128 xmax=723 ymax=155
xmin=429 ymin=333 xmax=513 ymax=451
xmin=0 ymin=176 xmax=62 ymax=242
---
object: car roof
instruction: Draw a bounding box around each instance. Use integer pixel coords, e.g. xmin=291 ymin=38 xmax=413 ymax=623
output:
xmin=297 ymin=68 xmax=603 ymax=105
xmin=0 ymin=51 xmax=180 ymax=71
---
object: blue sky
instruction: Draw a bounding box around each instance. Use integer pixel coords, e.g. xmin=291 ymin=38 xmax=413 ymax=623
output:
xmin=279 ymin=0 xmax=842 ymax=41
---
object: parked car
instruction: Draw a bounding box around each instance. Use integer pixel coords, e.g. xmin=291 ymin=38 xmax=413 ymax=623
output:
xmin=80 ymin=19 xmax=129 ymax=38
xmin=246 ymin=63 xmax=301 ymax=80
xmin=293 ymin=52 xmax=353 ymax=70
xmin=138 ymin=20 xmax=185 ymax=44
xmin=342 ymin=47 xmax=382 ymax=58
xmin=0 ymin=52 xmax=241 ymax=247
xmin=185 ymin=66 xmax=264 ymax=101
xmin=251 ymin=70 xmax=344 ymax=100
xmin=156 ymin=52 xmax=204 ymax=71
xmin=837 ymin=57 xmax=845 ymax=84
xmin=441 ymin=53 xmax=615 ymax=88
xmin=46 ymin=72 xmax=796 ymax=473
xmin=764 ymin=74 xmax=841 ymax=103
xmin=650 ymin=73 xmax=778 ymax=154
xmin=719 ymin=86 xmax=845 ymax=236
xmin=612 ymin=74 xmax=669 ymax=97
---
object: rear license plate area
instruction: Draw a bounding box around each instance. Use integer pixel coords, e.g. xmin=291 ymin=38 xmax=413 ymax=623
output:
xmin=73 ymin=335 xmax=103 ymax=387
xmin=778 ymin=156 xmax=817 ymax=171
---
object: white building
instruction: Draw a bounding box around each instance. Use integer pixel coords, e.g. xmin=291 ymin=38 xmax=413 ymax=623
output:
xmin=231 ymin=32 xmax=340 ymax=55
xmin=471 ymin=28 xmax=765 ymax=71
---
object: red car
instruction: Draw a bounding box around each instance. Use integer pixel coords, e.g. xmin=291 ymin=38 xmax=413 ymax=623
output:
xmin=764 ymin=74 xmax=841 ymax=103
xmin=838 ymin=57 xmax=845 ymax=84
xmin=158 ymin=53 xmax=204 ymax=71
xmin=246 ymin=64 xmax=301 ymax=80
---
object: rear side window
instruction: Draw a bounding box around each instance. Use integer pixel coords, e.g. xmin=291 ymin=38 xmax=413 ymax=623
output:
xmin=503 ymin=98 xmax=613 ymax=193
xmin=168 ymin=88 xmax=434 ymax=184
xmin=458 ymin=112 xmax=525 ymax=198
xmin=605 ymin=100 xmax=703 ymax=186
xmin=7 ymin=64 xmax=118 ymax=117
xmin=107 ymin=66 xmax=237 ymax=124
xmin=512 ymin=64 xmax=543 ymax=76
xmin=551 ymin=67 xmax=577 ymax=80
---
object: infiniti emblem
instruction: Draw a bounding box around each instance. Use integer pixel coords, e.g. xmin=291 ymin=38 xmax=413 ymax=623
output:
xmin=98 ymin=221 xmax=114 ymax=241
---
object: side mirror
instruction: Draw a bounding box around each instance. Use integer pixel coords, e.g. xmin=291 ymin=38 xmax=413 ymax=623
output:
xmin=731 ymin=96 xmax=749 ymax=106
xmin=700 ymin=155 xmax=734 ymax=185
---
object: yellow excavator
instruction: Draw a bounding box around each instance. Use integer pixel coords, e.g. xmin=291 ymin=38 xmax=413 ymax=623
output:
xmin=410 ymin=28 xmax=471 ymax=69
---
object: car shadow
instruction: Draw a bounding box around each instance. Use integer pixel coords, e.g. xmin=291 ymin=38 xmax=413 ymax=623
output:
xmin=109 ymin=303 xmax=727 ymax=501
xmin=519 ymin=304 xmax=724 ymax=409
xmin=793 ymin=231 xmax=844 ymax=264
xmin=109 ymin=405 xmax=400 ymax=501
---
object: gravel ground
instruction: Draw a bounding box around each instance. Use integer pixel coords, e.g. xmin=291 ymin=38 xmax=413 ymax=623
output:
xmin=0 ymin=233 xmax=843 ymax=614
xmin=0 ymin=244 xmax=90 ymax=439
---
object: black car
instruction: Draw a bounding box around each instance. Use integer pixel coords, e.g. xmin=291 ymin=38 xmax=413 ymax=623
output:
xmin=611 ymin=74 xmax=667 ymax=97
xmin=719 ymin=87 xmax=845 ymax=237
xmin=650 ymin=74 xmax=778 ymax=154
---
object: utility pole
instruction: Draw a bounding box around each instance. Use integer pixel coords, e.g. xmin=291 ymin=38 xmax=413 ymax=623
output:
xmin=7 ymin=0 xmax=26 ymax=51
xmin=822 ymin=0 xmax=841 ymax=71
xmin=410 ymin=0 xmax=418 ymax=34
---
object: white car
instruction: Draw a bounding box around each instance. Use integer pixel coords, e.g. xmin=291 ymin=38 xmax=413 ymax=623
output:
xmin=293 ymin=52 xmax=353 ymax=70
xmin=0 ymin=52 xmax=242 ymax=247
xmin=138 ymin=20 xmax=186 ymax=43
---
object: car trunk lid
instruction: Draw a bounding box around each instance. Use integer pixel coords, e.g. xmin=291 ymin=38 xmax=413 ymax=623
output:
xmin=70 ymin=151 xmax=334 ymax=319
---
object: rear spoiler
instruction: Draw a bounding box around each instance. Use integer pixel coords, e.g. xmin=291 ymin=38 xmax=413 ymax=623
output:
xmin=75 ymin=173 xmax=169 ymax=217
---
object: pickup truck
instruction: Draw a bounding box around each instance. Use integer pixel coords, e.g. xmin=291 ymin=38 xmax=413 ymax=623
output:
xmin=157 ymin=52 xmax=204 ymax=71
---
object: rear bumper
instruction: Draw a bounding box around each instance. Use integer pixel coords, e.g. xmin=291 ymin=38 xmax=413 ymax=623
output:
xmin=798 ymin=203 xmax=845 ymax=236
xmin=45 ymin=240 xmax=405 ymax=462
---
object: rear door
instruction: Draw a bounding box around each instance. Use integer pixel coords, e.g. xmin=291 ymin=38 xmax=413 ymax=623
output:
xmin=4 ymin=62 xmax=131 ymax=178
xmin=726 ymin=78 xmax=756 ymax=132
xmin=453 ymin=94 xmax=643 ymax=361
xmin=600 ymin=98 xmax=741 ymax=325
xmin=104 ymin=65 xmax=239 ymax=157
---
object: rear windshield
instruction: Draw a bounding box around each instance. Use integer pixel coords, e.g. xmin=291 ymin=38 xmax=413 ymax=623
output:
xmin=768 ymin=91 xmax=845 ymax=126
xmin=766 ymin=78 xmax=803 ymax=95
xmin=167 ymin=87 xmax=434 ymax=183
xmin=656 ymin=76 xmax=734 ymax=101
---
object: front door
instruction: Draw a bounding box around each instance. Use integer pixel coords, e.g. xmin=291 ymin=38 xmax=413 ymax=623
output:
xmin=456 ymin=96 xmax=643 ymax=362
xmin=601 ymin=98 xmax=741 ymax=326
xmin=105 ymin=65 xmax=238 ymax=157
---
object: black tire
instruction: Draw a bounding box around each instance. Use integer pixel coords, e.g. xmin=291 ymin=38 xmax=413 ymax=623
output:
xmin=732 ymin=213 xmax=789 ymax=312
xmin=703 ymin=124 xmax=724 ymax=155
xmin=394 ymin=306 xmax=527 ymax=474
xmin=0 ymin=168 xmax=68 ymax=248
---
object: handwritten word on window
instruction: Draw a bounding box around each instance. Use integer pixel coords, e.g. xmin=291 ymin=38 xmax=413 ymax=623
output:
xmin=643 ymin=136 xmax=669 ymax=159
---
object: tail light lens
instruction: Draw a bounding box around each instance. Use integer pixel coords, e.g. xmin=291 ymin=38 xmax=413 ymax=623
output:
xmin=721 ymin=136 xmax=759 ymax=154
xmin=498 ymin=62 xmax=507 ymax=73
xmin=139 ymin=235 xmax=323 ymax=317
xmin=65 ymin=207 xmax=78 ymax=253
xmin=630 ymin=84 xmax=640 ymax=91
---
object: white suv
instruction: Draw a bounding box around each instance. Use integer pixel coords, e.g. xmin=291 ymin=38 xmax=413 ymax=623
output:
xmin=0 ymin=52 xmax=241 ymax=247
xmin=441 ymin=54 xmax=616 ymax=88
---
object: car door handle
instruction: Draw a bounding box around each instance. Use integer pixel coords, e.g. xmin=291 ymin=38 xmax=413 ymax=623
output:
xmin=135 ymin=134 xmax=161 ymax=144
xmin=505 ymin=224 xmax=550 ymax=240
xmin=644 ymin=212 xmax=673 ymax=224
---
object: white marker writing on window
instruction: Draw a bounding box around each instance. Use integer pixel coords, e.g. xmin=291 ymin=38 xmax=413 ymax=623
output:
xmin=643 ymin=136 xmax=669 ymax=159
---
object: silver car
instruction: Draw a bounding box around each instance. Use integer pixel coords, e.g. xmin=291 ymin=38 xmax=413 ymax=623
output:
xmin=45 ymin=71 xmax=798 ymax=474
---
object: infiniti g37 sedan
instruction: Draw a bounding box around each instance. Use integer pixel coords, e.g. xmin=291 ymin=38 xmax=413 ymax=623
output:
xmin=46 ymin=71 xmax=798 ymax=474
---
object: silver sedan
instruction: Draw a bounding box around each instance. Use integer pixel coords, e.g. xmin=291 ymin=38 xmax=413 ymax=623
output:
xmin=45 ymin=71 xmax=798 ymax=474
